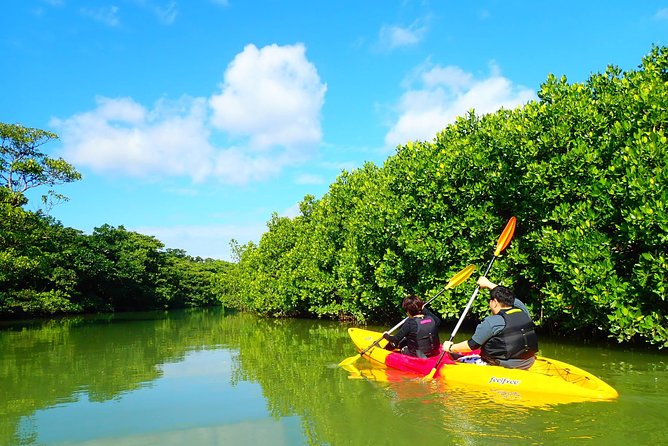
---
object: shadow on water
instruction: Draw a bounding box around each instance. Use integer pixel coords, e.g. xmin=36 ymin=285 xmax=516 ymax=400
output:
xmin=1 ymin=309 xmax=667 ymax=445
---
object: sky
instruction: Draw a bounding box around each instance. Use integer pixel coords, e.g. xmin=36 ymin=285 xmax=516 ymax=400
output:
xmin=1 ymin=1 xmax=667 ymax=261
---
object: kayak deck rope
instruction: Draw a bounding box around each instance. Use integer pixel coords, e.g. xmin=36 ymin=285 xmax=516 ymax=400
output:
xmin=534 ymin=358 xmax=597 ymax=390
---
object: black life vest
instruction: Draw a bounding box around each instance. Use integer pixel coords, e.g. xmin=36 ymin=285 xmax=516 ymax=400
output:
xmin=409 ymin=315 xmax=440 ymax=357
xmin=480 ymin=307 xmax=538 ymax=365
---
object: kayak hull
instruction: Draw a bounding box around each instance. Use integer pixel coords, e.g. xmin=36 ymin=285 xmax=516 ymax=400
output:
xmin=347 ymin=327 xmax=618 ymax=405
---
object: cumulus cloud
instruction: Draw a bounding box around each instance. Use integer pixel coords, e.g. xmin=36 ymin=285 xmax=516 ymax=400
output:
xmin=52 ymin=96 xmax=215 ymax=181
xmin=211 ymin=146 xmax=286 ymax=184
xmin=385 ymin=62 xmax=537 ymax=148
xmin=51 ymin=43 xmax=327 ymax=185
xmin=210 ymin=43 xmax=326 ymax=150
xmin=377 ymin=19 xmax=429 ymax=51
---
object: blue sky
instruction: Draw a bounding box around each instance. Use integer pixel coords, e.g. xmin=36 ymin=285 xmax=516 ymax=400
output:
xmin=2 ymin=1 xmax=667 ymax=261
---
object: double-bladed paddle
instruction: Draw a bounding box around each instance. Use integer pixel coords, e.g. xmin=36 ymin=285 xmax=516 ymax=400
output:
xmin=423 ymin=216 xmax=517 ymax=381
xmin=338 ymin=264 xmax=476 ymax=367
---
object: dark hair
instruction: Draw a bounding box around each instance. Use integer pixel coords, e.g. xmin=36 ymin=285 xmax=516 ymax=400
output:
xmin=490 ymin=285 xmax=515 ymax=307
xmin=401 ymin=295 xmax=424 ymax=316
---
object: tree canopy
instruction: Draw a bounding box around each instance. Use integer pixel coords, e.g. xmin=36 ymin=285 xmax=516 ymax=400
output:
xmin=0 ymin=123 xmax=81 ymax=208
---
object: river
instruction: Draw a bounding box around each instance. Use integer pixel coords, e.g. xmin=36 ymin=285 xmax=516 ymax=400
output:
xmin=0 ymin=308 xmax=666 ymax=445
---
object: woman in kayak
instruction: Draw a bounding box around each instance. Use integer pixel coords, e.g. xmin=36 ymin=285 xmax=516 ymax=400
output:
xmin=382 ymin=295 xmax=441 ymax=358
xmin=442 ymin=277 xmax=539 ymax=370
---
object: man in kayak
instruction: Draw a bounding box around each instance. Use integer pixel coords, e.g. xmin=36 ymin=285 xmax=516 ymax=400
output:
xmin=382 ymin=295 xmax=441 ymax=358
xmin=441 ymin=277 xmax=539 ymax=370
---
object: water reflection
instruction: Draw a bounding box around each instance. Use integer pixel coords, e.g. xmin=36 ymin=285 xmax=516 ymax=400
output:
xmin=0 ymin=309 xmax=666 ymax=445
xmin=1 ymin=309 xmax=230 ymax=445
xmin=25 ymin=349 xmax=304 ymax=445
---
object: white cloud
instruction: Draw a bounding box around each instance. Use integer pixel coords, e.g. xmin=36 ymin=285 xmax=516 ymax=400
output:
xmin=420 ymin=65 xmax=474 ymax=92
xmin=385 ymin=62 xmax=537 ymax=148
xmin=51 ymin=43 xmax=327 ymax=185
xmin=655 ymin=8 xmax=668 ymax=20
xmin=134 ymin=222 xmax=266 ymax=261
xmin=295 ymin=173 xmax=325 ymax=185
xmin=211 ymin=146 xmax=285 ymax=184
xmin=210 ymin=43 xmax=327 ymax=151
xmin=52 ymin=96 xmax=215 ymax=181
xmin=281 ymin=203 xmax=301 ymax=219
xmin=377 ymin=19 xmax=428 ymax=51
xmin=81 ymin=6 xmax=120 ymax=27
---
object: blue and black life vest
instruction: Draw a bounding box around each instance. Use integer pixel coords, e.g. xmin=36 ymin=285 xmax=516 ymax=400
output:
xmin=480 ymin=307 xmax=538 ymax=365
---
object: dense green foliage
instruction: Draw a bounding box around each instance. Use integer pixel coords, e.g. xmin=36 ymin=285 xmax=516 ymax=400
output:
xmin=225 ymin=47 xmax=668 ymax=347
xmin=0 ymin=124 xmax=231 ymax=318
xmin=0 ymin=202 xmax=231 ymax=317
xmin=1 ymin=123 xmax=81 ymax=209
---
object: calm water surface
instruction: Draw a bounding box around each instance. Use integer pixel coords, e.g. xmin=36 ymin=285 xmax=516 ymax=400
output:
xmin=0 ymin=308 xmax=666 ymax=445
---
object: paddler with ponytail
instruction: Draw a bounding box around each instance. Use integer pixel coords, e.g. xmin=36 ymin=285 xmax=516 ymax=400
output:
xmin=442 ymin=276 xmax=539 ymax=370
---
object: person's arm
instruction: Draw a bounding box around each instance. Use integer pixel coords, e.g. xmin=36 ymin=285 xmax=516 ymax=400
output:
xmin=477 ymin=276 xmax=497 ymax=290
xmin=442 ymin=339 xmax=473 ymax=354
xmin=383 ymin=319 xmax=412 ymax=349
xmin=443 ymin=317 xmax=498 ymax=353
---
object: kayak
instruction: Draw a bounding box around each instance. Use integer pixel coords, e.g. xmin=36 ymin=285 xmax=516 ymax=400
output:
xmin=346 ymin=327 xmax=619 ymax=406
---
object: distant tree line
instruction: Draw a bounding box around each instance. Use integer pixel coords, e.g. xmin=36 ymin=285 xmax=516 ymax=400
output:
xmin=0 ymin=123 xmax=230 ymax=318
xmin=222 ymin=46 xmax=667 ymax=348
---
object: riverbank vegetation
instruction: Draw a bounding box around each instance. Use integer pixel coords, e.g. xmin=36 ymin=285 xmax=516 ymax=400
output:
xmin=0 ymin=200 xmax=230 ymax=315
xmin=1 ymin=47 xmax=666 ymax=347
xmin=223 ymin=46 xmax=667 ymax=347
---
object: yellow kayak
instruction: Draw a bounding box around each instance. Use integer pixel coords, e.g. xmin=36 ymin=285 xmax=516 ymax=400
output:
xmin=346 ymin=327 xmax=618 ymax=405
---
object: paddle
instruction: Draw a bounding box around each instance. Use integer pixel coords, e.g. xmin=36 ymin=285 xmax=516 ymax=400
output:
xmin=423 ymin=216 xmax=517 ymax=381
xmin=338 ymin=264 xmax=476 ymax=367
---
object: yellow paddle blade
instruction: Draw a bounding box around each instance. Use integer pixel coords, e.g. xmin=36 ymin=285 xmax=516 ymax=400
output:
xmin=338 ymin=354 xmax=361 ymax=367
xmin=423 ymin=367 xmax=437 ymax=381
xmin=494 ymin=216 xmax=517 ymax=256
xmin=340 ymin=363 xmax=362 ymax=377
xmin=423 ymin=350 xmax=448 ymax=381
xmin=444 ymin=264 xmax=476 ymax=290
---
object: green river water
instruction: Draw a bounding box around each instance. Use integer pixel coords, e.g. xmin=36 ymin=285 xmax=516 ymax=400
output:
xmin=0 ymin=308 xmax=666 ymax=446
